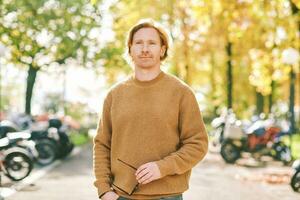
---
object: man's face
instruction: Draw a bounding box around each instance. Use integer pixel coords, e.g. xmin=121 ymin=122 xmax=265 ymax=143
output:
xmin=130 ymin=27 xmax=166 ymax=70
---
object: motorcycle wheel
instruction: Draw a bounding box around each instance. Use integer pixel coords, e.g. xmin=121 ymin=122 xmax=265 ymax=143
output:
xmin=57 ymin=142 xmax=74 ymax=159
xmin=220 ymin=140 xmax=241 ymax=164
xmin=274 ymin=143 xmax=292 ymax=165
xmin=35 ymin=139 xmax=57 ymax=166
xmin=291 ymin=171 xmax=300 ymax=192
xmin=55 ymin=130 xmax=74 ymax=159
xmin=3 ymin=148 xmax=33 ymax=181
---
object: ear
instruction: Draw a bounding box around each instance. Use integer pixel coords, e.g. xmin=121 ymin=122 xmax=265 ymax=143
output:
xmin=128 ymin=47 xmax=133 ymax=58
xmin=160 ymin=45 xmax=166 ymax=57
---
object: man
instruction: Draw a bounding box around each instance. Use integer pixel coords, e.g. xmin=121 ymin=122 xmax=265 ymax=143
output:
xmin=93 ymin=19 xmax=208 ymax=200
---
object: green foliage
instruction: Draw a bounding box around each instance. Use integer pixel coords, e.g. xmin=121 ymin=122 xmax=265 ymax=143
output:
xmin=104 ymin=0 xmax=299 ymax=120
xmin=41 ymin=92 xmax=63 ymax=114
xmin=0 ymin=0 xmax=103 ymax=67
xmin=1 ymin=0 xmax=298 ymax=120
xmin=64 ymin=101 xmax=89 ymax=125
xmin=282 ymin=134 xmax=300 ymax=159
xmin=0 ymin=0 xmax=103 ymax=113
xmin=69 ymin=130 xmax=90 ymax=146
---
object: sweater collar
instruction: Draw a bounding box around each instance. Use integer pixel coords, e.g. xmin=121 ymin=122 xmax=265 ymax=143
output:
xmin=131 ymin=71 xmax=165 ymax=87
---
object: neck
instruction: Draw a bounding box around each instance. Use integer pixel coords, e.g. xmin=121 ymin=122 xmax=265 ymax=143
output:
xmin=134 ymin=66 xmax=162 ymax=81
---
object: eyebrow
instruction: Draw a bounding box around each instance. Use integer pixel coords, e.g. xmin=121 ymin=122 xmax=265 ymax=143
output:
xmin=133 ymin=39 xmax=158 ymax=43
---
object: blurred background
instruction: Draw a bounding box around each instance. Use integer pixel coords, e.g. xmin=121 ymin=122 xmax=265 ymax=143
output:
xmin=0 ymin=0 xmax=299 ymax=199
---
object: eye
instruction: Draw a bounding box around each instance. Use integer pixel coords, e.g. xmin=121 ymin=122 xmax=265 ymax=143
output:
xmin=135 ymin=41 xmax=142 ymax=44
xmin=149 ymin=41 xmax=156 ymax=45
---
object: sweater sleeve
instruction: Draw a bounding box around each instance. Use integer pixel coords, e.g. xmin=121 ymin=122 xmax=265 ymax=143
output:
xmin=156 ymin=88 xmax=208 ymax=177
xmin=93 ymin=92 xmax=113 ymax=197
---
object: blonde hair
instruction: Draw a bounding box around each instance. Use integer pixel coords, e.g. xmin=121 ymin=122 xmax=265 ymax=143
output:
xmin=126 ymin=18 xmax=170 ymax=61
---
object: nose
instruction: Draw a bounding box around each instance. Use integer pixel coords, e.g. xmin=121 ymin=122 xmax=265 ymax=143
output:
xmin=141 ymin=44 xmax=149 ymax=52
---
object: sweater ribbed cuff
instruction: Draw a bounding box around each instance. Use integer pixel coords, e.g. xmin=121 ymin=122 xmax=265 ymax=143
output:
xmin=97 ymin=182 xmax=112 ymax=199
xmin=155 ymin=160 xmax=172 ymax=178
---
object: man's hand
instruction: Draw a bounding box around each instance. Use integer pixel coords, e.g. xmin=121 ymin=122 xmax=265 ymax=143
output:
xmin=135 ymin=162 xmax=161 ymax=185
xmin=101 ymin=191 xmax=119 ymax=200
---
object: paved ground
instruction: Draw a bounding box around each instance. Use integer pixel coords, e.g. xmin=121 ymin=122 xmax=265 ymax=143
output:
xmin=185 ymin=151 xmax=299 ymax=200
xmin=3 ymin=142 xmax=300 ymax=200
xmin=4 ymin=144 xmax=96 ymax=200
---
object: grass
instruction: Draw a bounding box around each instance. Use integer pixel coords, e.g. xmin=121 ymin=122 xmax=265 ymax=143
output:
xmin=69 ymin=131 xmax=90 ymax=146
xmin=281 ymin=133 xmax=300 ymax=159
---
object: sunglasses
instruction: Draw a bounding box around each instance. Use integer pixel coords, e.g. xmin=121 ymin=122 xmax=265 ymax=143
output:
xmin=112 ymin=159 xmax=139 ymax=195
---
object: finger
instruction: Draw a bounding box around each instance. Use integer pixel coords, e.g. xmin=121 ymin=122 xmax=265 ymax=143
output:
xmin=114 ymin=192 xmax=119 ymax=197
xmin=136 ymin=163 xmax=149 ymax=175
xmin=140 ymin=175 xmax=153 ymax=184
xmin=112 ymin=195 xmax=118 ymax=200
xmin=137 ymin=170 xmax=151 ymax=182
xmin=114 ymin=194 xmax=119 ymax=200
xmin=139 ymin=173 xmax=153 ymax=184
xmin=136 ymin=167 xmax=150 ymax=180
xmin=135 ymin=164 xmax=148 ymax=177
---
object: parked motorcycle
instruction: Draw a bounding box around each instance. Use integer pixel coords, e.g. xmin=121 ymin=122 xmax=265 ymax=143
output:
xmin=0 ymin=120 xmax=18 ymax=138
xmin=220 ymin=114 xmax=291 ymax=164
xmin=0 ymin=116 xmax=74 ymax=162
xmin=6 ymin=121 xmax=73 ymax=165
xmin=210 ymin=109 xmax=229 ymax=147
xmin=291 ymin=159 xmax=300 ymax=192
xmin=0 ymin=136 xmax=34 ymax=181
xmin=47 ymin=119 xmax=74 ymax=159
xmin=7 ymin=131 xmax=57 ymax=166
xmin=210 ymin=110 xmax=263 ymax=150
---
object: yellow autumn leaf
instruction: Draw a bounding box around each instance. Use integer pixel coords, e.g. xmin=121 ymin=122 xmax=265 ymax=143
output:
xmin=91 ymin=0 xmax=97 ymax=5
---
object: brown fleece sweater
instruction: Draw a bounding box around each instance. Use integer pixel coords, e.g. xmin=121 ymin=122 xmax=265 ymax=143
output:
xmin=93 ymin=71 xmax=208 ymax=199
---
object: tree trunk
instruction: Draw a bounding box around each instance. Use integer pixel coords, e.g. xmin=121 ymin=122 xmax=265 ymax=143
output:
xmin=226 ymin=42 xmax=233 ymax=109
xmin=25 ymin=65 xmax=38 ymax=115
xmin=256 ymin=91 xmax=264 ymax=114
xmin=183 ymin=38 xmax=191 ymax=84
xmin=179 ymin=6 xmax=191 ymax=84
xmin=210 ymin=52 xmax=218 ymax=116
xmin=167 ymin=0 xmax=180 ymax=77
xmin=289 ymin=66 xmax=296 ymax=134
xmin=268 ymin=80 xmax=275 ymax=113
xmin=289 ymin=0 xmax=299 ymax=133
